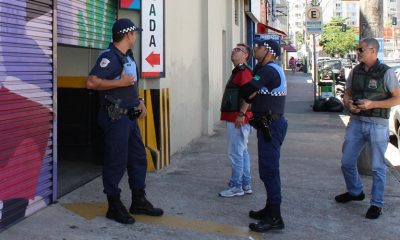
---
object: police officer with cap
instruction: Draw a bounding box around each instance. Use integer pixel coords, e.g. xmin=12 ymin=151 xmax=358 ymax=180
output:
xmin=87 ymin=18 xmax=163 ymax=224
xmin=239 ymin=38 xmax=288 ymax=232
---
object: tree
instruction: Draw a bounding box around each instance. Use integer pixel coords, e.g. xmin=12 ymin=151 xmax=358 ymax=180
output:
xmin=360 ymin=0 xmax=383 ymax=38
xmin=319 ymin=17 xmax=358 ymax=57
xmin=358 ymin=0 xmax=383 ymax=175
xmin=295 ymin=31 xmax=304 ymax=47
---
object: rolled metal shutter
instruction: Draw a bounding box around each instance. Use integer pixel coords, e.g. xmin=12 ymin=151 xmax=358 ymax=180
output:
xmin=0 ymin=0 xmax=54 ymax=230
xmin=57 ymin=0 xmax=116 ymax=49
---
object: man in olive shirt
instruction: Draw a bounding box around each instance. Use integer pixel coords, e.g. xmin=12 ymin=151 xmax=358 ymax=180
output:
xmin=335 ymin=38 xmax=400 ymax=219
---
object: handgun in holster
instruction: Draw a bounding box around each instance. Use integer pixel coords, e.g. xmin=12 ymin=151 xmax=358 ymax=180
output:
xmin=249 ymin=116 xmax=272 ymax=142
xmin=105 ymin=95 xmax=124 ymax=122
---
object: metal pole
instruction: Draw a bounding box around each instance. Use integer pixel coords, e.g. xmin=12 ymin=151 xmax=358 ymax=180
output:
xmin=313 ymin=33 xmax=318 ymax=100
xmin=394 ymin=25 xmax=398 ymax=57
xmin=310 ymin=0 xmax=319 ymax=101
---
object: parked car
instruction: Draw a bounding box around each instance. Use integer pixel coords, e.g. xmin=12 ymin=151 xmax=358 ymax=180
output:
xmin=385 ymin=61 xmax=400 ymax=81
xmin=387 ymin=61 xmax=400 ymax=152
xmin=317 ymin=57 xmax=330 ymax=67
xmin=318 ymin=57 xmax=331 ymax=62
xmin=321 ymin=59 xmax=343 ymax=75
xmin=389 ymin=106 xmax=400 ymax=150
xmin=393 ymin=66 xmax=400 ymax=81
xmin=381 ymin=58 xmax=400 ymax=65
xmin=340 ymin=58 xmax=353 ymax=69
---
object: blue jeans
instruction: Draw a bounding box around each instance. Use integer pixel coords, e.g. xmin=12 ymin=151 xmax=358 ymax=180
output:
xmin=226 ymin=122 xmax=252 ymax=188
xmin=257 ymin=117 xmax=288 ymax=205
xmin=341 ymin=118 xmax=389 ymax=207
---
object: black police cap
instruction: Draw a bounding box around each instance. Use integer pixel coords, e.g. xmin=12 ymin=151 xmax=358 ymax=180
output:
xmin=112 ymin=18 xmax=143 ymax=35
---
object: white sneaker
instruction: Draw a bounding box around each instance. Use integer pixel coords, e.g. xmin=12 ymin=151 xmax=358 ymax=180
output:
xmin=219 ymin=186 xmax=245 ymax=197
xmin=243 ymin=185 xmax=253 ymax=194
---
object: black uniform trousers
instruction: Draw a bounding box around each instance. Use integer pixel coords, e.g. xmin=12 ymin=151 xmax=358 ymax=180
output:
xmin=98 ymin=110 xmax=147 ymax=195
xmin=256 ymin=116 xmax=288 ymax=205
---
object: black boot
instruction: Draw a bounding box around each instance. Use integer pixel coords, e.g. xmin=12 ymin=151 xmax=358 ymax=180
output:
xmin=129 ymin=190 xmax=163 ymax=216
xmin=106 ymin=194 xmax=135 ymax=224
xmin=249 ymin=202 xmax=270 ymax=220
xmin=249 ymin=204 xmax=284 ymax=232
xmin=249 ymin=216 xmax=285 ymax=232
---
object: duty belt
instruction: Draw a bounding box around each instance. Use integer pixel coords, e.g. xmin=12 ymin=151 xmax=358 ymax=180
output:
xmin=249 ymin=113 xmax=283 ymax=142
xmin=266 ymin=113 xmax=283 ymax=121
xmin=105 ymin=95 xmax=142 ymax=122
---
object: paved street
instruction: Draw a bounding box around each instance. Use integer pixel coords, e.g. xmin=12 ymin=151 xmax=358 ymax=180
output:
xmin=2 ymin=71 xmax=400 ymax=240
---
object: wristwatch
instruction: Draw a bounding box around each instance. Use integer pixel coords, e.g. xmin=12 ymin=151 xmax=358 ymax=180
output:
xmin=238 ymin=111 xmax=245 ymax=117
xmin=139 ymin=97 xmax=145 ymax=103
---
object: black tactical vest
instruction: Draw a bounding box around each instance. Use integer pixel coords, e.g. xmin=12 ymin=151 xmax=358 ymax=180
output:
xmin=351 ymin=63 xmax=391 ymax=119
xmin=220 ymin=64 xmax=252 ymax=112
xmin=99 ymin=48 xmax=140 ymax=109
xmin=251 ymin=63 xmax=287 ymax=116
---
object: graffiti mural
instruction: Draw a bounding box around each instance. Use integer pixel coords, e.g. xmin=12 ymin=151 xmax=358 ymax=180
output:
xmin=0 ymin=1 xmax=53 ymax=229
xmin=57 ymin=0 xmax=116 ymax=49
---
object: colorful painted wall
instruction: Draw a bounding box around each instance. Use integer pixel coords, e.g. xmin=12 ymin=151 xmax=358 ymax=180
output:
xmin=57 ymin=0 xmax=116 ymax=49
xmin=0 ymin=0 xmax=250 ymax=231
xmin=0 ymin=1 xmax=54 ymax=229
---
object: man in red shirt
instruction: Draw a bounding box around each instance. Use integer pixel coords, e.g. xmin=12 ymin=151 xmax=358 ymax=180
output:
xmin=219 ymin=43 xmax=254 ymax=197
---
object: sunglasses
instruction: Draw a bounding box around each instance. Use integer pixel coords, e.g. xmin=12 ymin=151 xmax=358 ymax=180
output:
xmin=356 ymin=47 xmax=373 ymax=53
xmin=232 ymin=47 xmax=247 ymax=54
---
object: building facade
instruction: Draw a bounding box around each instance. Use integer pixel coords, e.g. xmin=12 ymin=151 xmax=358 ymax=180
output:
xmin=319 ymin=0 xmax=400 ymax=57
xmin=383 ymin=0 xmax=400 ymax=57
xmin=288 ymin=0 xmax=306 ymax=47
xmin=0 ymin=0 xmax=269 ymax=231
xmin=319 ymin=0 xmax=359 ymax=27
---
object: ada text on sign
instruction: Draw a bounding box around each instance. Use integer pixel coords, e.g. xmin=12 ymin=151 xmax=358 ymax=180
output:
xmin=141 ymin=0 xmax=164 ymax=78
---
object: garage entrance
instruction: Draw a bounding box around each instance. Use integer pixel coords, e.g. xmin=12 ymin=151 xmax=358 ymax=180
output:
xmin=57 ymin=46 xmax=102 ymax=197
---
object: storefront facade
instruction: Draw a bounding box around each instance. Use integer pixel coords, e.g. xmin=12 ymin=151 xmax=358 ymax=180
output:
xmin=0 ymin=0 xmax=266 ymax=231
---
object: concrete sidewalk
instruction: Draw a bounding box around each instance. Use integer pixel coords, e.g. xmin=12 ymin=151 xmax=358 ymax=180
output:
xmin=2 ymin=72 xmax=400 ymax=240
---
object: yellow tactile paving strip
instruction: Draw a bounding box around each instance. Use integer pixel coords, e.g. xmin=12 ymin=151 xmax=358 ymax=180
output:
xmin=62 ymin=202 xmax=262 ymax=240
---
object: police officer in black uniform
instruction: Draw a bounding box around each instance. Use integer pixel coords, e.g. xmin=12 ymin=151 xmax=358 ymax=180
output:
xmin=240 ymin=38 xmax=288 ymax=232
xmin=86 ymin=18 xmax=163 ymax=224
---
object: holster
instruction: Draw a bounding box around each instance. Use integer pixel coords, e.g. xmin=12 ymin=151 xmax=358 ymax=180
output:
xmin=105 ymin=95 xmax=142 ymax=122
xmin=249 ymin=116 xmax=272 ymax=142
xmin=248 ymin=113 xmax=282 ymax=142
xmin=105 ymin=95 xmax=124 ymax=122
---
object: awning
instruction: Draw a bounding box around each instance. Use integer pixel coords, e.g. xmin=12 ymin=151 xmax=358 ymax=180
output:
xmin=257 ymin=23 xmax=287 ymax=36
xmin=283 ymin=44 xmax=297 ymax=51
